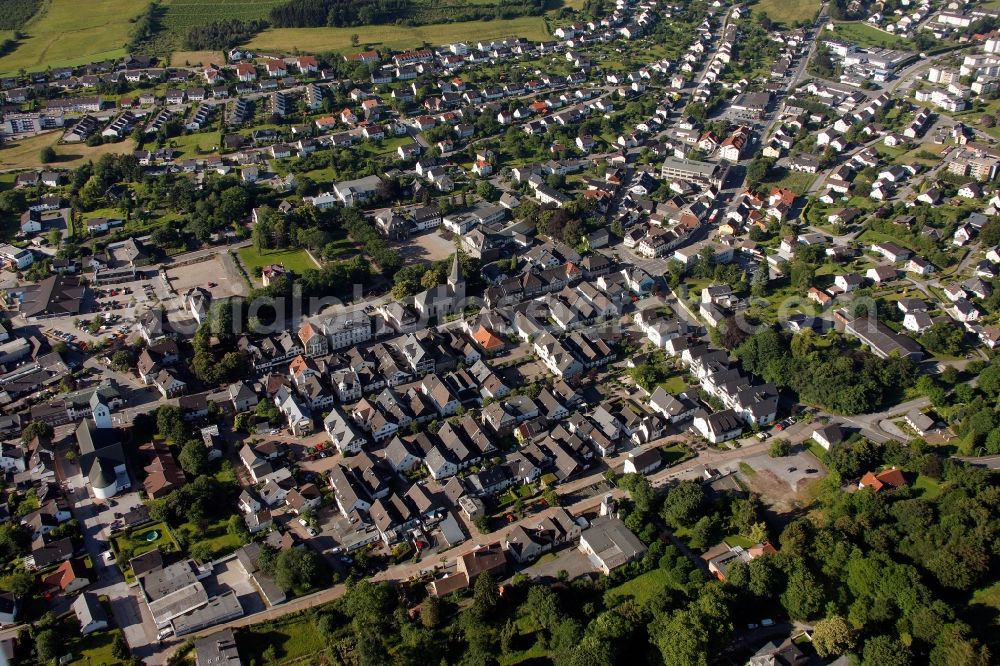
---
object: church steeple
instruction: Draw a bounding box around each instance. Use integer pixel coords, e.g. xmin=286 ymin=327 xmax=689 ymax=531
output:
xmin=448 ymin=252 xmax=462 ymax=288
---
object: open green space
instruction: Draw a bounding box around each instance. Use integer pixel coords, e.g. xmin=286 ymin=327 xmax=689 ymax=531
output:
xmin=753 ymin=0 xmax=821 ymax=26
xmin=0 ymin=132 xmax=135 ymax=170
xmin=176 ymin=517 xmax=243 ymax=559
xmin=827 ymin=22 xmax=911 ymax=49
xmin=245 ymin=16 xmax=551 ymax=54
xmin=239 ymin=245 xmax=318 ymax=276
xmin=658 ymin=375 xmax=688 ymax=394
xmin=0 ymin=0 xmax=148 ymax=75
xmin=913 ymin=474 xmax=942 ymax=500
xmin=604 ymin=568 xmax=677 ymax=606
xmin=236 ymin=613 xmax=328 ymax=664
xmin=165 ymin=131 xmax=221 ymax=158
xmin=761 ymin=168 xmax=817 ymax=196
xmin=67 ymin=626 xmax=123 ymax=665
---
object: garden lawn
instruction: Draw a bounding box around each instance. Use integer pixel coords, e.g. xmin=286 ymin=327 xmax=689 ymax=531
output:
xmin=236 ymin=613 xmax=327 ymax=664
xmin=913 ymin=474 xmax=942 ymax=500
xmin=179 ymin=518 xmax=243 ymax=559
xmin=239 ymin=246 xmax=319 ymax=276
xmin=605 ymin=568 xmax=676 ymax=605
xmin=66 ymin=626 xmax=120 ymax=665
xmin=724 ymin=535 xmax=755 ymax=548
xmin=659 ymin=375 xmax=688 ymax=394
xmin=660 ymin=443 xmax=693 ymax=466
xmin=110 ymin=521 xmax=181 ymax=581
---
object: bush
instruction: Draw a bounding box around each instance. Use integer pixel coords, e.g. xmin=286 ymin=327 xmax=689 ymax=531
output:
xmin=769 ymin=439 xmax=791 ymax=457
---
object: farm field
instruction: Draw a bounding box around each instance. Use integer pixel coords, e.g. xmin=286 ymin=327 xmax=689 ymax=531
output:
xmin=245 ymin=16 xmax=551 ymax=54
xmin=160 ymin=0 xmax=283 ymax=34
xmin=0 ymin=132 xmax=135 ymax=170
xmin=753 ymin=0 xmax=820 ymax=26
xmin=0 ymin=0 xmax=147 ymax=75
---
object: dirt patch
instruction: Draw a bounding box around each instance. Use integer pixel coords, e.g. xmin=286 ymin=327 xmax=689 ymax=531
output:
xmin=392 ymin=231 xmax=457 ymax=265
xmin=164 ymin=253 xmax=249 ymax=299
xmin=170 ymin=50 xmax=224 ymax=67
xmin=741 ymin=468 xmax=791 ymax=503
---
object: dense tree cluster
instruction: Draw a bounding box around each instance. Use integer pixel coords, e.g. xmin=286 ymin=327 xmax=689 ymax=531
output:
xmin=268 ymin=0 xmax=545 ymax=29
xmin=184 ymin=19 xmax=268 ymax=50
xmin=735 ymin=327 xmax=917 ymax=414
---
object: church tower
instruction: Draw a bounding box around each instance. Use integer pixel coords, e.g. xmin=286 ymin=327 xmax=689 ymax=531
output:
xmin=447 ymin=253 xmax=466 ymax=302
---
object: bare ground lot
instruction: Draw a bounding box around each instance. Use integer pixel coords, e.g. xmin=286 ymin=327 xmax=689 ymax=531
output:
xmin=164 ymin=254 xmax=250 ymax=299
xmin=736 ymin=448 xmax=826 ymax=512
xmin=392 ymin=231 xmax=457 ymax=265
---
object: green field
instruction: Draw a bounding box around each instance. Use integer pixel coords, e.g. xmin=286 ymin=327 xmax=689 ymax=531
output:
xmin=0 ymin=131 xmax=135 ymax=170
xmin=753 ymin=0 xmax=821 ymax=26
xmin=0 ymin=0 xmax=147 ymax=75
xmin=245 ymin=16 xmax=550 ymax=54
xmin=239 ymin=246 xmax=319 ymax=276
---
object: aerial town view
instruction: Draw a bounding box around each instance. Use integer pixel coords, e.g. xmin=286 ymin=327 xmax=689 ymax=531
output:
xmin=0 ymin=0 xmax=998 ymax=664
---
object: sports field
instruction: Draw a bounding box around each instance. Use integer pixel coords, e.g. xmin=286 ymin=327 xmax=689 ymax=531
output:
xmin=245 ymin=16 xmax=551 ymax=54
xmin=0 ymin=0 xmax=147 ymax=75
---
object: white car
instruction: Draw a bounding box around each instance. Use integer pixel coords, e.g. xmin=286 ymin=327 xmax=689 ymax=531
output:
xmin=103 ymin=550 xmax=115 ymax=563
xmin=298 ymin=518 xmax=308 ymax=527
xmin=761 ymin=618 xmax=775 ymax=627
xmin=306 ymin=527 xmax=318 ymax=537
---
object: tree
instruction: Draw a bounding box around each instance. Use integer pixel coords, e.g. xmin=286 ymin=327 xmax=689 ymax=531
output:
xmin=526 ymin=585 xmax=561 ymax=633
xmin=661 ymin=480 xmax=705 ymax=528
xmin=812 ymin=615 xmax=856 ymax=658
xmin=20 ymin=420 xmax=53 ymax=444
xmin=111 ymin=631 xmax=130 ymax=660
xmin=37 ymin=629 xmax=61 ymax=662
xmin=422 ymin=596 xmax=443 ymax=629
xmin=781 ymin=564 xmax=824 ymax=620
xmin=111 ymin=350 xmax=133 ymax=372
xmin=2 ymin=571 xmax=34 ymax=597
xmin=750 ymin=258 xmax=769 ymax=297
xmin=156 ymin=404 xmax=186 ymax=442
xmin=351 ymin=33 xmax=360 ymax=46
xmin=40 ymin=145 xmax=57 ymax=164
xmin=178 ymin=439 xmax=209 ymax=477
xmin=652 ymin=608 xmax=709 ymax=666
xmin=190 ymin=541 xmax=213 ymax=562
xmin=769 ymin=439 xmax=791 ymax=457
xmin=862 ymin=635 xmax=911 ymax=666
xmin=472 ymin=571 xmax=499 ymax=619
xmin=275 ymin=547 xmax=325 ymax=593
